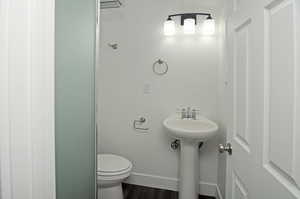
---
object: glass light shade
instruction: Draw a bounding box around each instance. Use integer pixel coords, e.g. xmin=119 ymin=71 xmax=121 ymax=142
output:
xmin=183 ymin=18 xmax=196 ymax=34
xmin=164 ymin=20 xmax=176 ymax=36
xmin=202 ymin=18 xmax=215 ymax=35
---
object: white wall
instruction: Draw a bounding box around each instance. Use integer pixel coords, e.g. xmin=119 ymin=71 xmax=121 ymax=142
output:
xmin=97 ymin=0 xmax=223 ymax=196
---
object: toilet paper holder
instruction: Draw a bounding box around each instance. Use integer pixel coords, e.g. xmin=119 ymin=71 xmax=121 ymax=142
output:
xmin=133 ymin=117 xmax=149 ymax=131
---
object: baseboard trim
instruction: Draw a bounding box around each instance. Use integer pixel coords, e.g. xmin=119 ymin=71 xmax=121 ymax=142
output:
xmin=124 ymin=172 xmax=221 ymax=198
xmin=124 ymin=172 xmax=178 ymax=191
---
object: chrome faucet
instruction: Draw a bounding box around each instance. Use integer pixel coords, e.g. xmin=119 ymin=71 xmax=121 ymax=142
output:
xmin=180 ymin=107 xmax=198 ymax=120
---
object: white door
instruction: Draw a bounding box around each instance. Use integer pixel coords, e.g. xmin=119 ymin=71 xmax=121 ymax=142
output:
xmin=226 ymin=0 xmax=300 ymax=198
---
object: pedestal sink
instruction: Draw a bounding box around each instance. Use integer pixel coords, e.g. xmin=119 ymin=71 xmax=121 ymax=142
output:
xmin=163 ymin=115 xmax=218 ymax=199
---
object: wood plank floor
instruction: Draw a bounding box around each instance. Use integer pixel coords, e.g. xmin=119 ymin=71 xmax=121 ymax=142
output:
xmin=122 ymin=184 xmax=215 ymax=199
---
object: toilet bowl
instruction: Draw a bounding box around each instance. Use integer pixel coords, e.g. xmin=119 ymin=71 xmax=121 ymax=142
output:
xmin=97 ymin=154 xmax=132 ymax=199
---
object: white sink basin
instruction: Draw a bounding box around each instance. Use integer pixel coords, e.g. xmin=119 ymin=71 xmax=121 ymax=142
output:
xmin=163 ymin=115 xmax=218 ymax=141
xmin=163 ymin=114 xmax=218 ymax=199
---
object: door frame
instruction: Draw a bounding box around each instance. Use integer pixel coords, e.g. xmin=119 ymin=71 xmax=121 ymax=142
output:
xmin=0 ymin=0 xmax=56 ymax=198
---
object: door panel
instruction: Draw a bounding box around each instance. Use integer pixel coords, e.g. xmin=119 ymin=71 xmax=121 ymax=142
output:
xmin=263 ymin=0 xmax=298 ymax=189
xmin=264 ymin=0 xmax=295 ymax=175
xmin=227 ymin=0 xmax=300 ymax=198
xmin=233 ymin=18 xmax=251 ymax=154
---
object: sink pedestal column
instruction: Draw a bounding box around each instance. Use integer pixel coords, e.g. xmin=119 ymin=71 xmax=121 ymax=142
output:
xmin=179 ymin=139 xmax=199 ymax=199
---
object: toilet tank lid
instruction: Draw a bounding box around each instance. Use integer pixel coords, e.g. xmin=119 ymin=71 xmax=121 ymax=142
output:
xmin=97 ymin=154 xmax=132 ymax=173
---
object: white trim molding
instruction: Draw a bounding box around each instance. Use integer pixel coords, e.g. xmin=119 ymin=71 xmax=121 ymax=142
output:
xmin=125 ymin=172 xmax=222 ymax=198
xmin=0 ymin=0 xmax=56 ymax=198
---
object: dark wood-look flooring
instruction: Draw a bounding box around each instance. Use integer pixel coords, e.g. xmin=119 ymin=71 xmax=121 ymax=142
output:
xmin=122 ymin=183 xmax=215 ymax=199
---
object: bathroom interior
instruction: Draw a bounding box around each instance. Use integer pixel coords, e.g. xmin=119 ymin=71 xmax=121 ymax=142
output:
xmin=97 ymin=0 xmax=226 ymax=198
xmin=1 ymin=0 xmax=300 ymax=199
xmin=96 ymin=0 xmax=300 ymax=198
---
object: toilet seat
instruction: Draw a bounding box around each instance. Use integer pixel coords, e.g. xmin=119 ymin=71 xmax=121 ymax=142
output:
xmin=97 ymin=154 xmax=132 ymax=199
xmin=97 ymin=154 xmax=132 ymax=176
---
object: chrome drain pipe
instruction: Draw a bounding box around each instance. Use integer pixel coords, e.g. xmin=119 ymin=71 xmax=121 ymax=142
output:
xmin=171 ymin=140 xmax=204 ymax=150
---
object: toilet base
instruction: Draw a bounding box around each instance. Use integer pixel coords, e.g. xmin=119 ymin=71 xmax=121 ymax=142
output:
xmin=98 ymin=183 xmax=123 ymax=199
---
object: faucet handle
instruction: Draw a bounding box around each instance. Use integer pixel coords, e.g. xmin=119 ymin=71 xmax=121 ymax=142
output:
xmin=191 ymin=109 xmax=200 ymax=119
xmin=181 ymin=108 xmax=187 ymax=119
xmin=176 ymin=108 xmax=187 ymax=119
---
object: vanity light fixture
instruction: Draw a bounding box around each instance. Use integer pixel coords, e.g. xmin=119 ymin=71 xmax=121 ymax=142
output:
xmin=164 ymin=16 xmax=176 ymax=36
xmin=183 ymin=18 xmax=196 ymax=34
xmin=202 ymin=15 xmax=216 ymax=35
xmin=163 ymin=13 xmax=215 ymax=36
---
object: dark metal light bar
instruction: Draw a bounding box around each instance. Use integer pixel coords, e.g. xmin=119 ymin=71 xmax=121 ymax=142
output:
xmin=167 ymin=13 xmax=212 ymax=25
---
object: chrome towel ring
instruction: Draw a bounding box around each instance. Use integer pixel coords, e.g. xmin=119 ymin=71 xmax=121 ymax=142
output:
xmin=153 ymin=59 xmax=168 ymax=75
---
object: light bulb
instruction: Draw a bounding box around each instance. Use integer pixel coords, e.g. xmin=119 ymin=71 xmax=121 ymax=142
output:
xmin=164 ymin=19 xmax=176 ymax=36
xmin=202 ymin=18 xmax=215 ymax=35
xmin=183 ymin=18 xmax=196 ymax=34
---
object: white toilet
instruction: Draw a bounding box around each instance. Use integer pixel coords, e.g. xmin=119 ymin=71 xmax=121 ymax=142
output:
xmin=97 ymin=154 xmax=133 ymax=199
